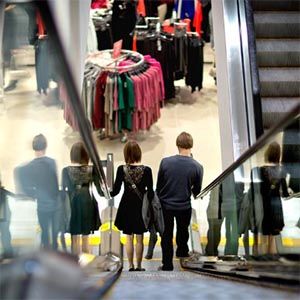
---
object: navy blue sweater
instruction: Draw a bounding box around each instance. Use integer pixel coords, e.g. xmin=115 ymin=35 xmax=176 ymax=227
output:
xmin=156 ymin=155 xmax=203 ymax=210
xmin=14 ymin=156 xmax=59 ymax=212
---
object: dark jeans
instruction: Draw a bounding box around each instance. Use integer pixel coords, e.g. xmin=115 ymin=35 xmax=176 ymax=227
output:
xmin=0 ymin=220 xmax=13 ymax=256
xmin=161 ymin=207 xmax=192 ymax=269
xmin=205 ymin=218 xmax=223 ymax=256
xmin=224 ymin=210 xmax=239 ymax=255
xmin=37 ymin=210 xmax=59 ymax=250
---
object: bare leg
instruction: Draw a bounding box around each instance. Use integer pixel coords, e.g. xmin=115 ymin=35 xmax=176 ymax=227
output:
xmin=82 ymin=235 xmax=90 ymax=253
xmin=268 ymin=235 xmax=277 ymax=254
xmin=71 ymin=235 xmax=80 ymax=255
xmin=260 ymin=235 xmax=268 ymax=255
xmin=136 ymin=234 xmax=144 ymax=269
xmin=125 ymin=235 xmax=134 ymax=269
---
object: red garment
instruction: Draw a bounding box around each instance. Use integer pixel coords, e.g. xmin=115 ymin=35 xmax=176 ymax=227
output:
xmin=93 ymin=73 xmax=107 ymax=130
xmin=36 ymin=11 xmax=46 ymax=36
xmin=137 ymin=0 xmax=146 ymax=17
xmin=162 ymin=19 xmax=174 ymax=34
xmin=91 ymin=0 xmax=107 ymax=9
xmin=193 ymin=0 xmax=203 ymax=36
xmin=132 ymin=33 xmax=137 ymax=51
xmin=59 ymin=81 xmax=79 ymax=131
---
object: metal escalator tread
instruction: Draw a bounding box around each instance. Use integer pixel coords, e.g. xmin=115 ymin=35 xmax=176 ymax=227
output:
xmin=261 ymin=97 xmax=300 ymax=129
xmin=251 ymin=0 xmax=300 ymax=12
xmin=254 ymin=12 xmax=300 ymax=39
xmin=256 ymin=39 xmax=300 ymax=67
xmin=259 ymin=68 xmax=300 ymax=97
xmin=103 ymin=260 xmax=299 ymax=299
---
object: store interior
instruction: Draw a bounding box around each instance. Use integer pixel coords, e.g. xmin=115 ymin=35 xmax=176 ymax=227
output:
xmin=0 ymin=0 xmax=299 ymax=267
xmin=0 ymin=1 xmax=222 ymax=255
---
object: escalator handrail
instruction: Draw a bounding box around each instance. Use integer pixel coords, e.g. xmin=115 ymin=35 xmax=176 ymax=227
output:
xmin=243 ymin=0 xmax=264 ymax=138
xmin=197 ymin=104 xmax=300 ymax=199
xmin=37 ymin=1 xmax=111 ymax=200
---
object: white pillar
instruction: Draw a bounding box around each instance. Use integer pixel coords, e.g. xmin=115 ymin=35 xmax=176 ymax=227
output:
xmin=212 ymin=0 xmax=251 ymax=170
xmin=49 ymin=0 xmax=90 ymax=94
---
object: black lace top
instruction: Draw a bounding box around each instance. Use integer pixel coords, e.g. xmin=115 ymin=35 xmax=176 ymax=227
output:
xmin=111 ymin=165 xmax=154 ymax=199
xmin=111 ymin=164 xmax=154 ymax=234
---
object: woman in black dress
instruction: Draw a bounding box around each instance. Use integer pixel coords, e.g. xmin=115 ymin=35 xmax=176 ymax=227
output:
xmin=62 ymin=142 xmax=101 ymax=255
xmin=111 ymin=141 xmax=154 ymax=271
xmin=259 ymin=142 xmax=289 ymax=254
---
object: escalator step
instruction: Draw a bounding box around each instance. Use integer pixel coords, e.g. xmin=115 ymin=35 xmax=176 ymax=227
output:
xmin=251 ymin=0 xmax=300 ymax=12
xmin=256 ymin=39 xmax=300 ymax=67
xmin=259 ymin=68 xmax=300 ymax=97
xmin=254 ymin=12 xmax=300 ymax=38
xmin=261 ymin=97 xmax=300 ymax=129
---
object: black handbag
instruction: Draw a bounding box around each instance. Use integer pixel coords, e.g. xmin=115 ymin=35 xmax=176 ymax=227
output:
xmin=151 ymin=192 xmax=165 ymax=236
xmin=123 ymin=166 xmax=151 ymax=229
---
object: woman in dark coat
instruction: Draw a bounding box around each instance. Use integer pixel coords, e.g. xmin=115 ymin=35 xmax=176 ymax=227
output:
xmin=111 ymin=141 xmax=154 ymax=271
xmin=62 ymin=142 xmax=101 ymax=255
xmin=259 ymin=142 xmax=289 ymax=254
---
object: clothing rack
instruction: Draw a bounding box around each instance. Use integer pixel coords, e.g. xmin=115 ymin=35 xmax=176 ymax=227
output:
xmin=187 ymin=31 xmax=200 ymax=37
xmin=86 ymin=49 xmax=145 ymax=72
xmin=134 ymin=23 xmax=204 ymax=97
xmin=77 ymin=49 xmax=165 ymax=141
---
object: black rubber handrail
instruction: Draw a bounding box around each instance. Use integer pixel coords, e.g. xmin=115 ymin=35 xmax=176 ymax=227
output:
xmin=36 ymin=1 xmax=111 ymax=200
xmin=244 ymin=0 xmax=264 ymax=139
xmin=197 ymin=104 xmax=300 ymax=198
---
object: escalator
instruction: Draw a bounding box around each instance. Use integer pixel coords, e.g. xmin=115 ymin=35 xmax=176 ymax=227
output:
xmin=250 ymin=0 xmax=300 ymax=130
xmin=181 ymin=106 xmax=300 ymax=293
xmin=0 ymin=0 xmax=299 ymax=299
xmin=102 ymin=105 xmax=300 ymax=298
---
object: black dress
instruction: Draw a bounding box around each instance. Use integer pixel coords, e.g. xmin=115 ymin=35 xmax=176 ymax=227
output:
xmin=260 ymin=165 xmax=289 ymax=236
xmin=111 ymin=165 xmax=154 ymax=235
xmin=62 ymin=165 xmax=101 ymax=235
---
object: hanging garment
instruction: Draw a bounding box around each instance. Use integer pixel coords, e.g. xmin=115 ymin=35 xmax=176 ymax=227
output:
xmin=87 ymin=15 xmax=98 ymax=53
xmin=175 ymin=0 xmax=196 ymax=19
xmin=91 ymin=0 xmax=107 ymax=9
xmin=201 ymin=0 xmax=211 ymax=42
xmin=193 ymin=0 xmax=203 ymax=36
xmin=185 ymin=36 xmax=203 ymax=92
xmin=80 ymin=54 xmax=164 ymax=134
xmin=174 ymin=28 xmax=187 ymax=80
xmin=93 ymin=72 xmax=108 ymax=130
xmin=137 ymin=0 xmax=146 ymax=16
xmin=136 ymin=33 xmax=175 ymax=99
xmin=144 ymin=0 xmax=160 ymax=16
xmin=35 ymin=38 xmax=49 ymax=94
xmin=111 ymin=0 xmax=137 ymax=47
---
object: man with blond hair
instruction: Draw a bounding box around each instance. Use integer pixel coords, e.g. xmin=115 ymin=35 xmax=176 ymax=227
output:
xmin=157 ymin=132 xmax=203 ymax=271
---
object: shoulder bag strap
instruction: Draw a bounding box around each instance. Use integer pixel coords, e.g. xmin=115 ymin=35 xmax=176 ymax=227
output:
xmin=123 ymin=165 xmax=143 ymax=200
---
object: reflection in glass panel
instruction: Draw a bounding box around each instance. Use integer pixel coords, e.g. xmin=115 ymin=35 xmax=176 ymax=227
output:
xmin=0 ymin=2 xmax=104 ymax=259
xmin=202 ymin=116 xmax=300 ymax=258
